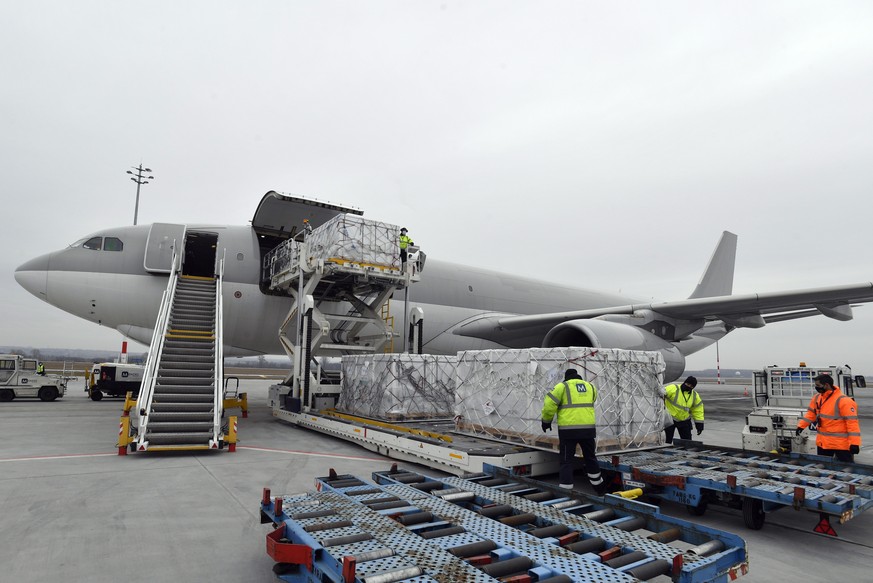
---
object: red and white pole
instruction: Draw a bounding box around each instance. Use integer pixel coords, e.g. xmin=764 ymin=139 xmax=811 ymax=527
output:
xmin=120 ymin=341 xmax=128 ymax=364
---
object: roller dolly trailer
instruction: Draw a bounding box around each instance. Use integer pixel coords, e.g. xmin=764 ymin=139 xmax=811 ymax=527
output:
xmin=600 ymin=440 xmax=873 ymax=535
xmin=260 ymin=464 xmax=748 ymax=582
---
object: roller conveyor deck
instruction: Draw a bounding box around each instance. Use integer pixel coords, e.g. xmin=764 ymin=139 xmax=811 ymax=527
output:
xmin=600 ymin=440 xmax=873 ymax=534
xmin=260 ymin=465 xmax=748 ymax=583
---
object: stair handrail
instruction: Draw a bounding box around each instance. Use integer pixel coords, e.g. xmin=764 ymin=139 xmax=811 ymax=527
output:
xmin=212 ymin=253 xmax=225 ymax=444
xmin=135 ymin=246 xmax=181 ymax=447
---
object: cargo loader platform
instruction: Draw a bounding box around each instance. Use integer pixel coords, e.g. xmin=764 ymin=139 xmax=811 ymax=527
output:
xmin=260 ymin=465 xmax=748 ymax=583
xmin=601 ymin=440 xmax=873 ymax=534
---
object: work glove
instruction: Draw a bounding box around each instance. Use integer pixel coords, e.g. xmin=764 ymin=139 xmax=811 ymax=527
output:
xmin=850 ymin=445 xmax=860 ymax=455
xmin=695 ymin=423 xmax=704 ymax=436
xmin=795 ymin=427 xmax=804 ymax=436
xmin=541 ymin=421 xmax=552 ymax=432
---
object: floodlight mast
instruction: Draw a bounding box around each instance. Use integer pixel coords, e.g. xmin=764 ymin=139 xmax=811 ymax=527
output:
xmin=126 ymin=163 xmax=154 ymax=225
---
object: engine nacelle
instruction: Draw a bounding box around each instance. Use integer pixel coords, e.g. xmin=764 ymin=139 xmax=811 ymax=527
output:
xmin=542 ymin=318 xmax=686 ymax=381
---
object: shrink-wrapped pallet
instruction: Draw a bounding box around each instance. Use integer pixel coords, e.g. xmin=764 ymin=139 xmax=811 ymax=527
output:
xmin=454 ymin=348 xmax=666 ymax=453
xmin=306 ymin=214 xmax=401 ymax=269
xmin=339 ymin=354 xmax=456 ymax=420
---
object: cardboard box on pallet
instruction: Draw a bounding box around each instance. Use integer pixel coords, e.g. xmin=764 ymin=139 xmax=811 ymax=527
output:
xmin=339 ymin=354 xmax=456 ymax=420
xmin=453 ymin=348 xmax=667 ymax=453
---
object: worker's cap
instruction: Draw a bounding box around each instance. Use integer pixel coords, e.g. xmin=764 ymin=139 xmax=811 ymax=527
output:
xmin=683 ymin=376 xmax=698 ymax=388
xmin=564 ymin=369 xmax=581 ymax=381
xmin=400 ymin=227 xmax=408 ymax=233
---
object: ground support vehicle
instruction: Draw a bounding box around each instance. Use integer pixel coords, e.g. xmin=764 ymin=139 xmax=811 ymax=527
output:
xmin=743 ymin=364 xmax=865 ymax=454
xmin=86 ymin=362 xmax=144 ymax=400
xmin=0 ymin=354 xmax=66 ymax=402
xmin=260 ymin=465 xmax=748 ymax=583
xmin=601 ymin=440 xmax=873 ymax=534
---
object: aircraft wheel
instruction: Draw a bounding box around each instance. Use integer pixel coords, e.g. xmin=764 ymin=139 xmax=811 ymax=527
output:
xmin=0 ymin=389 xmax=14 ymax=402
xmin=90 ymin=389 xmax=103 ymax=401
xmin=742 ymin=497 xmax=765 ymax=530
xmin=39 ymin=386 xmax=60 ymax=402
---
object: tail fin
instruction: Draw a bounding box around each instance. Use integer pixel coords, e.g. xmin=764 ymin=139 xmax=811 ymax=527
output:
xmin=689 ymin=231 xmax=737 ymax=299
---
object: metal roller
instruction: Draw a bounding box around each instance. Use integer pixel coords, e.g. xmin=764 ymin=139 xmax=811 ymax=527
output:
xmin=321 ymin=532 xmax=375 ymax=547
xmin=439 ymin=491 xmax=476 ymax=502
xmin=396 ymin=512 xmax=435 ymax=526
xmin=524 ymin=492 xmax=555 ymax=502
xmin=627 ymin=559 xmax=672 ymax=580
xmin=303 ymin=520 xmax=354 ymax=532
xmin=367 ymin=500 xmax=409 ymax=511
xmin=328 ymin=479 xmax=365 ymax=488
xmin=499 ymin=513 xmax=536 ymax=527
xmin=391 ymin=473 xmax=425 ymax=484
xmin=551 ymin=499 xmax=584 ymax=510
xmin=352 ymin=548 xmax=395 ymax=563
xmin=582 ymin=509 xmax=615 ymax=522
xmin=412 ymin=481 xmax=444 ymax=492
xmin=647 ymin=527 xmax=681 ymax=543
xmin=605 ymin=550 xmax=648 ymax=568
xmin=361 ymin=496 xmax=400 ymax=505
xmin=527 ymin=524 xmax=570 ymax=539
xmin=480 ymin=556 xmax=533 ymax=578
xmin=291 ymin=509 xmax=337 ymax=520
xmin=688 ymin=539 xmax=726 ymax=557
xmin=361 ymin=566 xmax=423 ymax=583
xmin=350 ymin=488 xmax=382 ymax=496
xmin=478 ymin=504 xmax=513 ymax=518
xmin=614 ymin=516 xmax=647 ymax=531
xmin=478 ymin=478 xmax=508 ymax=487
xmin=420 ymin=525 xmax=466 ymax=539
xmin=564 ymin=537 xmax=606 ymax=555
xmin=448 ymin=540 xmax=497 ymax=557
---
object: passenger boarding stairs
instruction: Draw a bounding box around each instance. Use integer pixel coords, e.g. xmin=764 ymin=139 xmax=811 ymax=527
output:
xmin=134 ymin=256 xmax=226 ymax=452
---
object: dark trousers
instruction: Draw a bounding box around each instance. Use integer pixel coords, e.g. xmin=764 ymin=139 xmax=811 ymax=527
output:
xmin=558 ymin=436 xmax=603 ymax=488
xmin=817 ymin=447 xmax=854 ymax=463
xmin=400 ymin=249 xmax=408 ymax=264
xmin=665 ymin=418 xmax=692 ymax=444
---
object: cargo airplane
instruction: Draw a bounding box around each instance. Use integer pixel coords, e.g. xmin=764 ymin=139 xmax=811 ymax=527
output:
xmin=14 ymin=191 xmax=873 ymax=381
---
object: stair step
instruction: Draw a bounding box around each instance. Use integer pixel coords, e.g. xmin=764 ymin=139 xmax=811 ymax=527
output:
xmin=155 ymin=376 xmax=213 ymax=385
xmin=146 ymin=432 xmax=214 ymax=446
xmin=152 ymin=403 xmax=215 ymax=412
xmin=159 ymin=361 xmax=214 ymax=371
xmin=152 ymin=394 xmax=214 ymax=403
xmin=158 ymin=368 xmax=213 ymax=378
xmin=154 ymin=384 xmax=215 ymax=393
xmin=160 ymin=354 xmax=214 ymax=364
xmin=162 ymin=345 xmax=215 ymax=354
xmin=147 ymin=421 xmax=214 ymax=432
xmin=149 ymin=412 xmax=215 ymax=422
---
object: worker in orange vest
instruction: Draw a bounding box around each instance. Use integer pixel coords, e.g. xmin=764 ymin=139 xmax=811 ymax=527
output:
xmin=796 ymin=373 xmax=862 ymax=462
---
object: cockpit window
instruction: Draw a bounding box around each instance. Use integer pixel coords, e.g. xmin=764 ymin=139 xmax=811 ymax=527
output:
xmin=104 ymin=237 xmax=123 ymax=252
xmin=83 ymin=237 xmax=103 ymax=250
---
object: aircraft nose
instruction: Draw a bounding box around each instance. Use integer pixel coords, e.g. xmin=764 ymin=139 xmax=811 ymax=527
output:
xmin=15 ymin=252 xmax=52 ymax=301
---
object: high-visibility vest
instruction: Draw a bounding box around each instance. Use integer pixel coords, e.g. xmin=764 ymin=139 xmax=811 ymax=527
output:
xmin=399 ymin=234 xmax=412 ymax=249
xmin=664 ymin=384 xmax=704 ymax=422
xmin=797 ymin=387 xmax=861 ymax=450
xmin=542 ymin=379 xmax=597 ymax=431
xmin=36 ymin=363 xmax=45 ymax=374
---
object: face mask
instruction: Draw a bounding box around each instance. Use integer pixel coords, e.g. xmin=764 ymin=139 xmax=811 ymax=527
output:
xmin=815 ymin=386 xmax=827 ymax=394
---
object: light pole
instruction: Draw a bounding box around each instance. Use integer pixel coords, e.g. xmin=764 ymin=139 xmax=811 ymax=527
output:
xmin=126 ymin=163 xmax=154 ymax=225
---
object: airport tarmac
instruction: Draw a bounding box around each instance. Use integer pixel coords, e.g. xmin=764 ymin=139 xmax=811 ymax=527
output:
xmin=1 ymin=379 xmax=871 ymax=582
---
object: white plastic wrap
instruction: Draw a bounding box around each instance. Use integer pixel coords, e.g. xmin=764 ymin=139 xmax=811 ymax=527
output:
xmin=306 ymin=214 xmax=401 ymax=269
xmin=339 ymin=354 xmax=456 ymax=419
xmin=453 ymin=348 xmax=667 ymax=453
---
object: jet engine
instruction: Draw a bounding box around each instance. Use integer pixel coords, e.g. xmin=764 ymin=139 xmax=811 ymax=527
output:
xmin=542 ymin=318 xmax=686 ymax=381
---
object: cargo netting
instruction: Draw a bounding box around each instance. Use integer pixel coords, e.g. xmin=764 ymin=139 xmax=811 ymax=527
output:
xmin=266 ymin=213 xmax=403 ymax=281
xmin=453 ymin=348 xmax=667 ymax=454
xmin=338 ymin=354 xmax=456 ymax=420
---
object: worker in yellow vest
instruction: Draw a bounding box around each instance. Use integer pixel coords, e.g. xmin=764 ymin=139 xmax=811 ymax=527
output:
xmin=660 ymin=376 xmax=704 ymax=443
xmin=541 ymin=368 xmax=608 ymax=494
xmin=399 ymin=227 xmax=414 ymax=267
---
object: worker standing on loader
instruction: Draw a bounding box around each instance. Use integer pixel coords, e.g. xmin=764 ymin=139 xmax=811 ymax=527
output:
xmin=661 ymin=376 xmax=704 ymax=443
xmin=796 ymin=373 xmax=861 ymax=462
xmin=399 ymin=227 xmax=413 ymax=267
xmin=541 ymin=368 xmax=608 ymax=494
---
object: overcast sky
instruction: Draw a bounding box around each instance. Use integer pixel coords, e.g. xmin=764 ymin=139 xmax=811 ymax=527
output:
xmin=2 ymin=1 xmax=872 ymax=374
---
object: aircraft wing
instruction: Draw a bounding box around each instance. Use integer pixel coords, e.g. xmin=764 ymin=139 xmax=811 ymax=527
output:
xmin=454 ymin=282 xmax=873 ymax=342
